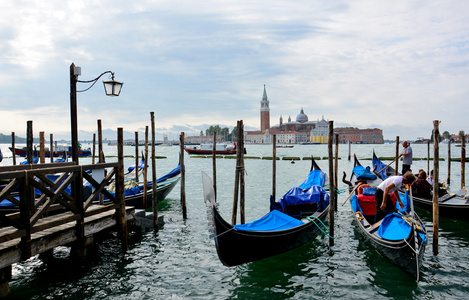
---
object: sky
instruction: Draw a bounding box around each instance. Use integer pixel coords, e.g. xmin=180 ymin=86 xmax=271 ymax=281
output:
xmin=1 ymin=1 xmax=468 ymax=142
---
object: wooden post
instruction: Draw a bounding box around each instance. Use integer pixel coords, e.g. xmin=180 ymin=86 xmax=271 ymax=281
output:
xmin=395 ymin=136 xmax=399 ymax=175
xmin=150 ymin=112 xmax=158 ymax=230
xmin=39 ymin=131 xmax=45 ymax=164
xmin=335 ymin=133 xmax=339 ymax=210
xmin=92 ymin=133 xmax=96 ymax=164
xmin=232 ymin=120 xmax=241 ymax=225
xmin=328 ymin=121 xmax=335 ymax=246
xmin=447 ymin=140 xmax=451 ymax=185
xmin=70 ymin=63 xmax=79 ymax=165
xmin=143 ymin=126 xmax=149 ymax=209
xmin=98 ymin=120 xmax=103 ymax=163
xmin=272 ymin=134 xmax=276 ymax=201
xmin=134 ymin=132 xmax=139 ymax=182
xmin=432 ymin=120 xmax=440 ymax=255
xmin=116 ymin=128 xmax=128 ymax=251
xmin=180 ymin=132 xmax=187 ymax=219
xmin=27 ymin=121 xmax=33 ymax=165
xmin=462 ymin=135 xmax=466 ymax=189
xmin=50 ymin=134 xmax=54 ymax=163
xmin=348 ymin=140 xmax=351 ymax=161
xmin=212 ymin=132 xmax=217 ymax=201
xmin=239 ymin=121 xmax=245 ymax=225
xmin=20 ymin=121 xmax=34 ymax=260
xmin=427 ymin=140 xmax=431 ymax=175
xmin=11 ymin=132 xmax=16 ymax=165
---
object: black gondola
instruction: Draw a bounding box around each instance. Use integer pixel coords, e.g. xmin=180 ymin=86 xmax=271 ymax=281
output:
xmin=202 ymin=157 xmax=330 ymax=267
xmin=372 ymin=152 xmax=469 ymax=221
xmin=343 ymin=154 xmax=427 ymax=281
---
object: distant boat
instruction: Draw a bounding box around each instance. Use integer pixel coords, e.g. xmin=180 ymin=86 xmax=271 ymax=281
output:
xmin=10 ymin=145 xmax=92 ymax=157
xmin=276 ymin=145 xmax=294 ymax=148
xmin=184 ymin=143 xmax=245 ymax=155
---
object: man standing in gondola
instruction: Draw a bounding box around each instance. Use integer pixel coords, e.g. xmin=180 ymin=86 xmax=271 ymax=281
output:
xmin=399 ymin=141 xmax=413 ymax=174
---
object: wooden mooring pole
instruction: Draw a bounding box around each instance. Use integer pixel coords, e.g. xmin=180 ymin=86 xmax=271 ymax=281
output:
xmin=461 ymin=135 xmax=466 ymax=190
xmin=334 ymin=133 xmax=339 ymax=210
xmin=272 ymin=134 xmax=276 ymax=201
xmin=180 ymin=132 xmax=187 ymax=219
xmin=92 ymin=133 xmax=96 ymax=164
xmin=143 ymin=126 xmax=149 ymax=209
xmin=150 ymin=112 xmax=158 ymax=231
xmin=116 ymin=128 xmax=128 ymax=251
xmin=11 ymin=132 xmax=16 ymax=165
xmin=39 ymin=131 xmax=45 ymax=164
xmin=432 ymin=120 xmax=440 ymax=255
xmin=348 ymin=140 xmax=351 ymax=161
xmin=395 ymin=136 xmax=399 ymax=175
xmin=231 ymin=120 xmax=245 ymax=225
xmin=447 ymin=140 xmax=451 ymax=185
xmin=328 ymin=121 xmax=335 ymax=246
xmin=212 ymin=132 xmax=217 ymax=201
xmin=427 ymin=140 xmax=431 ymax=176
xmin=135 ymin=132 xmax=139 ymax=182
xmin=50 ymin=134 xmax=54 ymax=163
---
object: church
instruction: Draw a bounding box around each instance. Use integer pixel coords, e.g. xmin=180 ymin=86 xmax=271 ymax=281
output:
xmin=245 ymin=85 xmax=321 ymax=144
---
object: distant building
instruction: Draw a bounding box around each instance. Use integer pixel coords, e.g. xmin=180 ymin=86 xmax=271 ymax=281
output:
xmin=335 ymin=127 xmax=383 ymax=144
xmin=245 ymin=86 xmax=383 ymax=144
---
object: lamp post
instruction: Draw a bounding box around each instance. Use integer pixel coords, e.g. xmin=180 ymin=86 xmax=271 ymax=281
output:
xmin=69 ymin=62 xmax=123 ymax=164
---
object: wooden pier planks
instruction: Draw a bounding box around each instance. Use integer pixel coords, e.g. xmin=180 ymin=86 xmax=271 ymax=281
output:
xmin=0 ymin=205 xmax=135 ymax=269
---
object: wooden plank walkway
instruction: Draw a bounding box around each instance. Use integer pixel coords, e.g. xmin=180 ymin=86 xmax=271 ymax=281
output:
xmin=0 ymin=204 xmax=135 ymax=269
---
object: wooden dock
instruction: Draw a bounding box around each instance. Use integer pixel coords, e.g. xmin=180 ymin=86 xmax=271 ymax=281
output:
xmin=0 ymin=160 xmax=133 ymax=297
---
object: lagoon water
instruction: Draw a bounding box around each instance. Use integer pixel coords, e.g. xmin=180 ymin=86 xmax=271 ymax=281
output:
xmin=1 ymin=143 xmax=469 ymax=299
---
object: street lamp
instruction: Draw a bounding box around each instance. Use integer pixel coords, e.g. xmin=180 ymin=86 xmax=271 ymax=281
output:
xmin=69 ymin=62 xmax=123 ymax=164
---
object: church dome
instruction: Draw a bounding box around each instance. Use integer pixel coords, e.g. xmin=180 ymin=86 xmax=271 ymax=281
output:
xmin=296 ymin=108 xmax=308 ymax=123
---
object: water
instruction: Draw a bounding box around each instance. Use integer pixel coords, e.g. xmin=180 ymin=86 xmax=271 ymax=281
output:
xmin=1 ymin=143 xmax=469 ymax=299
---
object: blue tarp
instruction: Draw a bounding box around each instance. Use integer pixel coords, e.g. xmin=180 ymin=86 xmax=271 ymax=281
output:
xmin=279 ymin=185 xmax=330 ymax=212
xmin=350 ymin=195 xmax=363 ymax=214
xmin=372 ymin=156 xmax=389 ymax=180
xmin=353 ymin=165 xmax=377 ymax=180
xmin=233 ymin=209 xmax=304 ymax=232
xmin=299 ymin=170 xmax=326 ymax=189
xmin=378 ymin=212 xmax=411 ymax=241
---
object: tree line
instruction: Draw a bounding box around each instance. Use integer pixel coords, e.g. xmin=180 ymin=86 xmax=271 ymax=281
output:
xmin=201 ymin=125 xmax=237 ymax=142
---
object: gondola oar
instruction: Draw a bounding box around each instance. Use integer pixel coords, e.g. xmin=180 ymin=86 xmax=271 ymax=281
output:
xmin=341 ymin=182 xmax=363 ymax=206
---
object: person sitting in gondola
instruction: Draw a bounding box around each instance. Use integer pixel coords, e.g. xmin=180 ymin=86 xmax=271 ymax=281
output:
xmin=375 ymin=171 xmax=416 ymax=223
xmin=412 ymin=170 xmax=433 ymax=199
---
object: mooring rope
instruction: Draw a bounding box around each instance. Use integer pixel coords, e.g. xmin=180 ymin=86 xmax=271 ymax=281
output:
xmin=304 ymin=216 xmax=334 ymax=239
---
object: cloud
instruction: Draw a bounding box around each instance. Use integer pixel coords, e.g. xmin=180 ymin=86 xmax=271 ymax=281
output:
xmin=1 ymin=1 xmax=468 ymax=142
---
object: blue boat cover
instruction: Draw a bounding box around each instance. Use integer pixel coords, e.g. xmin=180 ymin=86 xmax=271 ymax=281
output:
xmin=378 ymin=212 xmax=411 ymax=241
xmin=350 ymin=195 xmax=363 ymax=214
xmin=233 ymin=209 xmax=304 ymax=232
xmin=353 ymin=165 xmax=377 ymax=180
xmin=128 ymin=159 xmax=146 ymax=172
xmin=279 ymin=185 xmax=330 ymax=212
xmin=372 ymin=156 xmax=389 ymax=180
xmin=299 ymin=170 xmax=326 ymax=189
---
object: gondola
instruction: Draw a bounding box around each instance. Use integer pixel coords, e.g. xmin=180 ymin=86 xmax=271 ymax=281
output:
xmin=343 ymin=154 xmax=427 ymax=281
xmin=372 ymin=152 xmax=469 ymax=221
xmin=202 ymin=157 xmax=330 ymax=267
xmin=91 ymin=164 xmax=181 ymax=209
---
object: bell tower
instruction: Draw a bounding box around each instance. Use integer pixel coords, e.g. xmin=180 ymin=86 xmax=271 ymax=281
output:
xmin=260 ymin=85 xmax=270 ymax=131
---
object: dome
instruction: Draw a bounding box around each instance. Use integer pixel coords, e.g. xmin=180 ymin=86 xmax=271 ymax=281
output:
xmin=296 ymin=108 xmax=308 ymax=123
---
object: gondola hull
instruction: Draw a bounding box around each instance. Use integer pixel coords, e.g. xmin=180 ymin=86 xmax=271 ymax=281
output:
xmin=351 ymin=209 xmax=426 ymax=279
xmin=124 ymin=178 xmax=180 ymax=209
xmin=210 ymin=205 xmax=329 ymax=267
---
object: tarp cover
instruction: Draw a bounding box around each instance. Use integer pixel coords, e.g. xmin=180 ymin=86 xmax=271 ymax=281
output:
xmin=280 ymin=185 xmax=330 ymax=212
xmin=378 ymin=212 xmax=411 ymax=241
xmin=299 ymin=169 xmax=326 ymax=189
xmin=372 ymin=156 xmax=389 ymax=180
xmin=233 ymin=209 xmax=304 ymax=232
xmin=353 ymin=165 xmax=377 ymax=180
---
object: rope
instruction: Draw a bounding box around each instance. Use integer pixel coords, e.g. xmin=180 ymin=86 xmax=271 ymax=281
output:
xmin=303 ymin=216 xmax=335 ymax=239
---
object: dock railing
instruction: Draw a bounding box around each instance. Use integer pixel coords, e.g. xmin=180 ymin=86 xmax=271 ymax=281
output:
xmin=0 ymin=161 xmax=125 ymax=268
